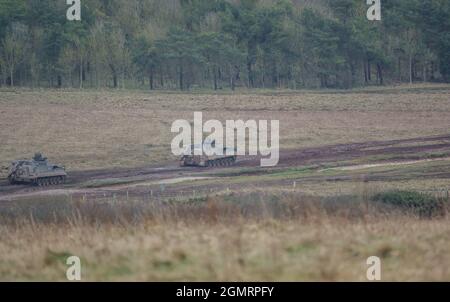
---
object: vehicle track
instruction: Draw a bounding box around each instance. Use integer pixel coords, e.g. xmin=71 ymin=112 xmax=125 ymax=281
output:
xmin=1 ymin=134 xmax=449 ymax=201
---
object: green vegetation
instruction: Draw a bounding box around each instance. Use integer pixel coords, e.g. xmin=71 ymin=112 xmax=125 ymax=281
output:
xmin=0 ymin=0 xmax=449 ymax=90
xmin=0 ymin=191 xmax=449 ymax=281
xmin=372 ymin=190 xmax=445 ymax=218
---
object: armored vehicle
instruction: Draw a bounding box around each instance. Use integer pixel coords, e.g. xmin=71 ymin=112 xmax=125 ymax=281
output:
xmin=8 ymin=153 xmax=67 ymax=186
xmin=180 ymin=141 xmax=237 ymax=167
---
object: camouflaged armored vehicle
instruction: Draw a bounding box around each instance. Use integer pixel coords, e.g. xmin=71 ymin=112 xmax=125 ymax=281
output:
xmin=8 ymin=153 xmax=67 ymax=186
xmin=180 ymin=141 xmax=237 ymax=167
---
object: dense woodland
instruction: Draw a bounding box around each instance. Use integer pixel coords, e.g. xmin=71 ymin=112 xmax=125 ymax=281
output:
xmin=0 ymin=0 xmax=449 ymax=90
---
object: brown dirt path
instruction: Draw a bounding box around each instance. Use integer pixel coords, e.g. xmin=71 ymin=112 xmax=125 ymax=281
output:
xmin=1 ymin=134 xmax=449 ymax=201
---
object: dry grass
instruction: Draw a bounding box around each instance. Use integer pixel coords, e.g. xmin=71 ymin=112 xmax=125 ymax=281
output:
xmin=0 ymin=193 xmax=449 ymax=281
xmin=1 ymin=85 xmax=450 ymax=174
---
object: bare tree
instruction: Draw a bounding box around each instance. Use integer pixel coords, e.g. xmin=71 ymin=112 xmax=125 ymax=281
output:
xmin=1 ymin=23 xmax=28 ymax=87
xmin=0 ymin=51 xmax=5 ymax=86
xmin=88 ymin=22 xmax=108 ymax=88
xmin=106 ymin=26 xmax=131 ymax=89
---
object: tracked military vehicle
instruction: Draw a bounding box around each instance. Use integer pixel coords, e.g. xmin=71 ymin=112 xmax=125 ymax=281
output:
xmin=8 ymin=153 xmax=67 ymax=186
xmin=180 ymin=141 xmax=237 ymax=167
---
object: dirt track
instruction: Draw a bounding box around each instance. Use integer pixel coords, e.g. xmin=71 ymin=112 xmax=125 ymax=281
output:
xmin=1 ymin=134 xmax=450 ymax=201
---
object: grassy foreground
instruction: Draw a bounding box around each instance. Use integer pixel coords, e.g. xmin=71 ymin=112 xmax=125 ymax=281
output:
xmin=0 ymin=194 xmax=449 ymax=282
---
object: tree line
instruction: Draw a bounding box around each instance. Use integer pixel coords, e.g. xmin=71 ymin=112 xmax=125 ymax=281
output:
xmin=0 ymin=0 xmax=449 ymax=90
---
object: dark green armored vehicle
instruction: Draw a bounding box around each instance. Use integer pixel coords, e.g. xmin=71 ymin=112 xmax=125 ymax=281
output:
xmin=180 ymin=141 xmax=237 ymax=167
xmin=8 ymin=153 xmax=67 ymax=186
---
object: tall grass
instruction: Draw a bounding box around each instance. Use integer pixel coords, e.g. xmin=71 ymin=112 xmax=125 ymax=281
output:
xmin=2 ymin=191 xmax=447 ymax=227
xmin=0 ymin=191 xmax=448 ymax=281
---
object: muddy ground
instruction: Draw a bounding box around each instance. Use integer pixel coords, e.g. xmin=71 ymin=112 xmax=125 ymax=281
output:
xmin=1 ymin=134 xmax=449 ymax=202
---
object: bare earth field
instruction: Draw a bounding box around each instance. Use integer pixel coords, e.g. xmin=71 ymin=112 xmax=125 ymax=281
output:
xmin=1 ymin=84 xmax=450 ymax=281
